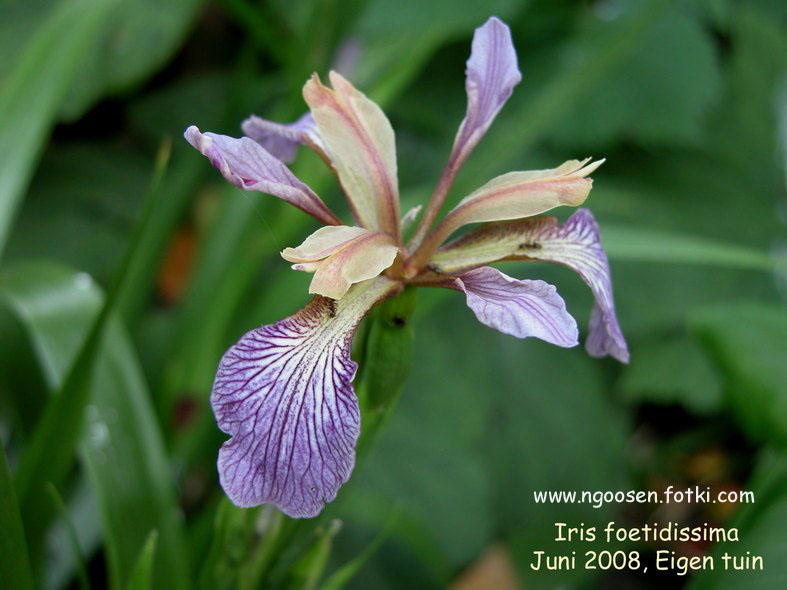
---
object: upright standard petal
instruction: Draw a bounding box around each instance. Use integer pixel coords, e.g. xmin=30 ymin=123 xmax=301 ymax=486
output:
xmin=410 ymin=159 xmax=603 ymax=269
xmin=212 ymin=277 xmax=400 ymax=517
xmin=241 ymin=112 xmax=325 ymax=164
xmin=282 ymin=226 xmax=399 ymax=299
xmin=430 ymin=209 xmax=628 ymax=362
xmin=408 ymin=17 xmax=521 ymax=249
xmin=185 ymin=126 xmax=341 ymax=225
xmin=452 ymin=17 xmax=521 ymax=168
xmin=452 ymin=266 xmax=578 ymax=347
xmin=303 ymin=72 xmax=400 ymax=236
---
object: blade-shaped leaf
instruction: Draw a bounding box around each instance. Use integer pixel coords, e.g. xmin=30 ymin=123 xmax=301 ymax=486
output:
xmin=689 ymin=303 xmax=787 ymax=446
xmin=601 ymin=224 xmax=782 ymax=272
xmin=126 ymin=530 xmax=159 ymax=590
xmin=0 ymin=0 xmax=116 ymax=257
xmin=0 ymin=443 xmax=34 ymax=590
xmin=1 ymin=262 xmax=190 ymax=589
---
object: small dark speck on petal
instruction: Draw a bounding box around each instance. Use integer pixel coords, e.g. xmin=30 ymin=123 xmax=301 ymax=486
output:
xmin=519 ymin=241 xmax=541 ymax=250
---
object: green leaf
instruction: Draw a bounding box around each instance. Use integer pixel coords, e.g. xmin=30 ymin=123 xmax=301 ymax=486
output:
xmin=319 ymin=511 xmax=399 ymax=590
xmin=45 ymin=482 xmax=90 ymax=590
xmin=10 ymin=141 xmax=172 ymax=559
xmin=486 ymin=337 xmax=630 ymax=589
xmin=0 ymin=0 xmax=116 ymax=258
xmin=618 ymin=333 xmax=722 ymax=413
xmin=456 ymin=0 xmax=673 ymax=185
xmin=551 ymin=4 xmax=722 ymax=147
xmin=689 ymin=303 xmax=787 ymax=446
xmin=1 ymin=261 xmax=190 ymax=589
xmin=601 ymin=224 xmax=782 ymax=272
xmin=0 ymin=443 xmax=34 ymax=590
xmin=287 ymin=520 xmax=343 ymax=590
xmin=126 ymin=530 xmax=159 ymax=590
xmin=3 ymin=143 xmax=149 ymax=284
xmin=198 ymin=499 xmax=290 ymax=590
xmin=688 ymin=451 xmax=787 ymax=590
xmin=60 ymin=0 xmax=204 ymax=120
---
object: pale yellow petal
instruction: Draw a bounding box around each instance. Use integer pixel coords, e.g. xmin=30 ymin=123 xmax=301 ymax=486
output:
xmin=309 ymin=232 xmax=399 ymax=299
xmin=281 ymin=225 xmax=370 ymax=263
xmin=411 ymin=159 xmax=604 ymax=266
xmin=303 ymin=72 xmax=400 ymax=236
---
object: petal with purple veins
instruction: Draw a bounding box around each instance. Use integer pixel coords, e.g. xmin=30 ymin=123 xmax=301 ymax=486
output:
xmin=452 ymin=266 xmax=578 ymax=347
xmin=431 ymin=209 xmax=629 ymax=362
xmin=241 ymin=112 xmax=325 ymax=164
xmin=184 ymin=126 xmax=340 ymax=226
xmin=211 ymin=277 xmax=399 ymax=517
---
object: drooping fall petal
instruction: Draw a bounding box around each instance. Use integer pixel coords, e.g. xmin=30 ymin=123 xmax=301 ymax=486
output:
xmin=211 ymin=277 xmax=399 ymax=518
xmin=451 ymin=17 xmax=521 ymax=169
xmin=303 ymin=72 xmax=400 ymax=236
xmin=431 ymin=209 xmax=628 ymax=362
xmin=452 ymin=266 xmax=578 ymax=347
xmin=241 ymin=112 xmax=325 ymax=164
xmin=282 ymin=226 xmax=399 ymax=300
xmin=412 ymin=159 xmax=603 ymax=267
xmin=184 ymin=126 xmax=341 ymax=225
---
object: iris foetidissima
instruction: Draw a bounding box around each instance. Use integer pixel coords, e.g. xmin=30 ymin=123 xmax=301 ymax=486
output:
xmin=184 ymin=17 xmax=628 ymax=518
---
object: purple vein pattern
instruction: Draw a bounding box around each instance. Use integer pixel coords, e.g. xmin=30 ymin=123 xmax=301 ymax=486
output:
xmin=211 ymin=296 xmax=362 ymax=518
xmin=516 ymin=209 xmax=629 ymax=362
xmin=455 ymin=266 xmax=578 ymax=347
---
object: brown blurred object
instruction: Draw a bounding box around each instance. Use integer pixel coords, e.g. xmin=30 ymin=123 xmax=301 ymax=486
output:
xmin=683 ymin=447 xmax=729 ymax=483
xmin=450 ymin=543 xmax=521 ymax=590
xmin=157 ymin=226 xmax=197 ymax=303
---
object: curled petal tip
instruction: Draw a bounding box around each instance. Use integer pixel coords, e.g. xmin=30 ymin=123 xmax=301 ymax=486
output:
xmin=183 ymin=126 xmax=341 ymax=225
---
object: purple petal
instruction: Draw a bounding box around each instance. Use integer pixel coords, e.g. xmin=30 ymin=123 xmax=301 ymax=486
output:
xmin=185 ymin=126 xmax=340 ymax=226
xmin=241 ymin=112 xmax=321 ymax=164
xmin=429 ymin=209 xmax=629 ymax=363
xmin=520 ymin=209 xmax=629 ymax=362
xmin=211 ymin=277 xmax=398 ymax=517
xmin=452 ymin=17 xmax=521 ymax=166
xmin=454 ymin=266 xmax=578 ymax=347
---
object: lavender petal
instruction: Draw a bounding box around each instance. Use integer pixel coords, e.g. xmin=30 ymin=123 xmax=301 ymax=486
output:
xmin=454 ymin=266 xmax=578 ymax=347
xmin=429 ymin=209 xmax=629 ymax=363
xmin=211 ymin=277 xmax=398 ymax=517
xmin=241 ymin=112 xmax=321 ymax=164
xmin=451 ymin=17 xmax=521 ymax=167
xmin=184 ymin=126 xmax=340 ymax=225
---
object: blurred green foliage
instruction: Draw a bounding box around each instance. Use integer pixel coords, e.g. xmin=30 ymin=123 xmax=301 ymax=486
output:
xmin=0 ymin=0 xmax=786 ymax=588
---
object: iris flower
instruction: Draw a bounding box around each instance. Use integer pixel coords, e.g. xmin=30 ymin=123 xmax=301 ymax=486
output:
xmin=185 ymin=17 xmax=628 ymax=518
